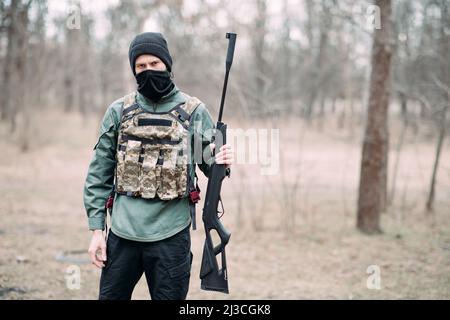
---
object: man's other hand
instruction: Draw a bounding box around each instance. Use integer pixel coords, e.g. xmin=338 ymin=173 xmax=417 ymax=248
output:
xmin=88 ymin=230 xmax=107 ymax=268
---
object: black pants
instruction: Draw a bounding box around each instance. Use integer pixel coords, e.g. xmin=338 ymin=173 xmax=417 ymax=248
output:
xmin=99 ymin=226 xmax=192 ymax=300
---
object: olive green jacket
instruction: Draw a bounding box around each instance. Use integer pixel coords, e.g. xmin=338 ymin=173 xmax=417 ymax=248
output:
xmin=83 ymin=86 xmax=214 ymax=241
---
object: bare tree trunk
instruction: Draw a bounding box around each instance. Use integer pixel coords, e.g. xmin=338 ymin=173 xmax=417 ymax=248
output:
xmin=1 ymin=0 xmax=19 ymax=123
xmin=1 ymin=0 xmax=29 ymax=134
xmin=399 ymin=91 xmax=407 ymax=117
xmin=64 ymin=28 xmax=76 ymax=113
xmin=426 ymin=0 xmax=449 ymax=212
xmin=304 ymin=0 xmax=331 ymax=122
xmin=389 ymin=110 xmax=408 ymax=206
xmin=64 ymin=75 xmax=74 ymax=112
xmin=357 ymin=0 xmax=393 ymax=234
xmin=253 ymin=0 xmax=267 ymax=117
xmin=16 ymin=5 xmax=29 ymax=148
xmin=426 ymin=107 xmax=447 ymax=212
xmin=281 ymin=0 xmax=292 ymax=113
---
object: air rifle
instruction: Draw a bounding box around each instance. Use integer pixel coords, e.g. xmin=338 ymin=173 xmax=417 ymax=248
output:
xmin=199 ymin=32 xmax=237 ymax=294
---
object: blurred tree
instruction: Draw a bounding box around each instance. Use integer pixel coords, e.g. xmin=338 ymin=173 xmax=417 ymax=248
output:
xmin=63 ymin=2 xmax=78 ymax=113
xmin=426 ymin=0 xmax=449 ymax=212
xmin=20 ymin=0 xmax=47 ymax=151
xmin=303 ymin=0 xmax=333 ymax=121
xmin=251 ymin=0 xmax=268 ymax=117
xmin=357 ymin=0 xmax=393 ymax=234
xmin=0 ymin=0 xmax=32 ymax=134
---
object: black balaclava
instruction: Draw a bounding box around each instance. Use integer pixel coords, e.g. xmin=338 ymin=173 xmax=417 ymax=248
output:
xmin=135 ymin=69 xmax=174 ymax=102
xmin=129 ymin=32 xmax=174 ymax=102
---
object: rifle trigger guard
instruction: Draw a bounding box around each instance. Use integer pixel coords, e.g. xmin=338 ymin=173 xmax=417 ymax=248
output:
xmin=217 ymin=196 xmax=225 ymax=219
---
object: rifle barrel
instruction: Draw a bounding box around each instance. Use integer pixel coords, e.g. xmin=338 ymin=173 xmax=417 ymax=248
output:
xmin=218 ymin=32 xmax=237 ymax=123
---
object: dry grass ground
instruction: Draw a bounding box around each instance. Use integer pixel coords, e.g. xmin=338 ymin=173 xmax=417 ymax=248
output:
xmin=0 ymin=109 xmax=449 ymax=299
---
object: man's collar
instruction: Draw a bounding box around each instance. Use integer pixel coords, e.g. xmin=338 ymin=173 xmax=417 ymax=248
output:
xmin=137 ymin=84 xmax=179 ymax=106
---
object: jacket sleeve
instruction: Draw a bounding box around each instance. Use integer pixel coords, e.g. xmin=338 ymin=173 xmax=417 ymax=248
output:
xmin=83 ymin=102 xmax=121 ymax=230
xmin=191 ymin=103 xmax=215 ymax=178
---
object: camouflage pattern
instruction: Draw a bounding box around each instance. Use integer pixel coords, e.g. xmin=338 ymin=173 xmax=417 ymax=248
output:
xmin=140 ymin=146 xmax=160 ymax=198
xmin=122 ymin=113 xmax=183 ymax=140
xmin=115 ymin=92 xmax=200 ymax=200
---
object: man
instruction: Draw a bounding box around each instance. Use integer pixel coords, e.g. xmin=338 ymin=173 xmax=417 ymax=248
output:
xmin=83 ymin=32 xmax=233 ymax=300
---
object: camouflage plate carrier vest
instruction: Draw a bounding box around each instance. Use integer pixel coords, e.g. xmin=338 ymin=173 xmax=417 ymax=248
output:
xmin=114 ymin=91 xmax=201 ymax=200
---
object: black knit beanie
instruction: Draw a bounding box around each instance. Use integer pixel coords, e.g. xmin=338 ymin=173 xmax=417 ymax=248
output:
xmin=128 ymin=32 xmax=173 ymax=75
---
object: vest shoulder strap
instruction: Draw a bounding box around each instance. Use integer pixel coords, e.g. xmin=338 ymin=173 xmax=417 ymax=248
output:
xmin=119 ymin=91 xmax=138 ymax=118
xmin=171 ymin=94 xmax=202 ymax=125
xmin=121 ymin=91 xmax=136 ymax=108
xmin=115 ymin=92 xmax=137 ymax=149
xmin=181 ymin=94 xmax=202 ymax=117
